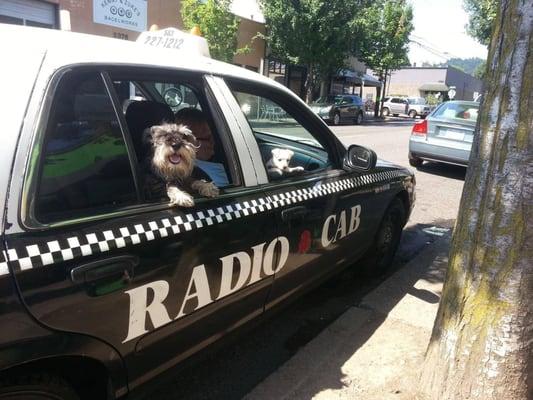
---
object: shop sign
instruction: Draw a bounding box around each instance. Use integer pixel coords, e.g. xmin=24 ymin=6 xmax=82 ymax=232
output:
xmin=93 ymin=0 xmax=147 ymax=32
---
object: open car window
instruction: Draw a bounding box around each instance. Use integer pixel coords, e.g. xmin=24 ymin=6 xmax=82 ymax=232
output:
xmin=229 ymin=87 xmax=334 ymax=182
xmin=111 ymin=73 xmax=240 ymax=200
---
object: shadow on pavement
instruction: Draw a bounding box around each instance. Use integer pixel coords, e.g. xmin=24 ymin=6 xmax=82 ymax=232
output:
xmin=416 ymin=162 xmax=467 ymax=181
xmin=139 ymin=222 xmax=451 ymax=400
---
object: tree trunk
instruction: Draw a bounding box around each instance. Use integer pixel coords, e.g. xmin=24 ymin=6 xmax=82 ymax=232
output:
xmin=419 ymin=1 xmax=532 ymax=399
xmin=374 ymin=72 xmax=384 ymax=118
xmin=305 ymin=63 xmax=315 ymax=104
xmin=319 ymin=78 xmax=329 ymax=99
xmin=373 ymin=86 xmax=381 ymax=117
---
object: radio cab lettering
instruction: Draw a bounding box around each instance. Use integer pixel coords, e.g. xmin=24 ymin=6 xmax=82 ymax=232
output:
xmin=123 ymin=236 xmax=289 ymax=343
xmin=321 ymin=205 xmax=362 ymax=248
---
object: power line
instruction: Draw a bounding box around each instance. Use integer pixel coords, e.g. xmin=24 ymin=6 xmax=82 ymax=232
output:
xmin=409 ymin=34 xmax=461 ymax=60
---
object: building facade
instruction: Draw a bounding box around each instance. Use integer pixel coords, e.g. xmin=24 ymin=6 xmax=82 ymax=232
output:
xmin=0 ymin=0 xmax=265 ymax=71
xmin=385 ymin=66 xmax=483 ymax=101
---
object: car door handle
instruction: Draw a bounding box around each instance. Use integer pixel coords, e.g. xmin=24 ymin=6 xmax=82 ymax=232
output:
xmin=71 ymin=255 xmax=139 ymax=284
xmin=281 ymin=206 xmax=308 ymax=222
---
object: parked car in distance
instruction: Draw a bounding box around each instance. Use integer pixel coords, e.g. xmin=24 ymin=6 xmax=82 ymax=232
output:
xmin=310 ymin=94 xmax=365 ymax=125
xmin=409 ymin=100 xmax=480 ymax=168
xmin=382 ymin=96 xmax=431 ymax=119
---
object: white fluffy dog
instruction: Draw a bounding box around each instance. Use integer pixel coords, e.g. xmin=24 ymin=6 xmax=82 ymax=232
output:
xmin=266 ymin=148 xmax=304 ymax=177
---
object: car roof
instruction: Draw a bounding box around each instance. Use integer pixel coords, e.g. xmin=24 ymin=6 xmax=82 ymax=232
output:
xmin=440 ymin=100 xmax=479 ymax=106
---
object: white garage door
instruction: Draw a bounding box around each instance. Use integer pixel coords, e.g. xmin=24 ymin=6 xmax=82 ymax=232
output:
xmin=0 ymin=0 xmax=57 ymax=28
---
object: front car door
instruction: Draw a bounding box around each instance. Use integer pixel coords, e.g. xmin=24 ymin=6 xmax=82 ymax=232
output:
xmin=221 ymin=79 xmax=388 ymax=308
xmin=3 ymin=63 xmax=279 ymax=392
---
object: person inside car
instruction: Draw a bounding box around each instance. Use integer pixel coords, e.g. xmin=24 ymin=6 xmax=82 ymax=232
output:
xmin=175 ymin=107 xmax=230 ymax=187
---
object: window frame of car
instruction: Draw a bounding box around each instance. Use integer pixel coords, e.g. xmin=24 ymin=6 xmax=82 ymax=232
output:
xmin=18 ymin=65 xmax=252 ymax=230
xmin=222 ymin=77 xmax=347 ymax=187
xmin=105 ymin=66 xmax=244 ymax=188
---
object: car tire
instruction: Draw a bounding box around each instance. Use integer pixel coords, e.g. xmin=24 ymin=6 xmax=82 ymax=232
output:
xmin=333 ymin=112 xmax=341 ymax=125
xmin=408 ymin=155 xmax=424 ymax=168
xmin=354 ymin=112 xmax=363 ymax=125
xmin=0 ymin=373 xmax=79 ymax=400
xmin=408 ymin=110 xmax=417 ymax=119
xmin=382 ymin=107 xmax=390 ymax=117
xmin=359 ymin=198 xmax=405 ymax=277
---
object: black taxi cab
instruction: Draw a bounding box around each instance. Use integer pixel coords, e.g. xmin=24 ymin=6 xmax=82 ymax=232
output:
xmin=0 ymin=24 xmax=415 ymax=399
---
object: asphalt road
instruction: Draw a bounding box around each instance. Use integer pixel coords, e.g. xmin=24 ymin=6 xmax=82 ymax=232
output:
xmin=140 ymin=117 xmax=466 ymax=400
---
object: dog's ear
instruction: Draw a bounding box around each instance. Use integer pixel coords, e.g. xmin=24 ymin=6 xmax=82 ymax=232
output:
xmin=178 ymin=124 xmax=200 ymax=148
xmin=143 ymin=126 xmax=157 ymax=146
xmin=271 ymin=148 xmax=281 ymax=158
xmin=286 ymin=149 xmax=294 ymax=158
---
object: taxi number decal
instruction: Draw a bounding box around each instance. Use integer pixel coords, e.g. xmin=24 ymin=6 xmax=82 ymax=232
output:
xmin=123 ymin=236 xmax=289 ymax=343
xmin=321 ymin=205 xmax=362 ymax=248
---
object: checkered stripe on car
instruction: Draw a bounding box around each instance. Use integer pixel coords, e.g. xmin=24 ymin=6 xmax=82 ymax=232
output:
xmin=0 ymin=170 xmax=408 ymax=276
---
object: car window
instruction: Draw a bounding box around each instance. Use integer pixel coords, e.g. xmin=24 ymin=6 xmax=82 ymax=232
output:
xmin=433 ymin=102 xmax=479 ymax=122
xmin=111 ymin=73 xmax=238 ymax=195
xmin=230 ymin=88 xmax=333 ymax=181
xmin=35 ymin=71 xmax=138 ymax=223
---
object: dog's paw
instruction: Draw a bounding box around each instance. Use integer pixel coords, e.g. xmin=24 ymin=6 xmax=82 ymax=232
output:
xmin=167 ymin=187 xmax=195 ymax=207
xmin=193 ymin=180 xmax=219 ymax=198
xmin=292 ymin=166 xmax=305 ymax=172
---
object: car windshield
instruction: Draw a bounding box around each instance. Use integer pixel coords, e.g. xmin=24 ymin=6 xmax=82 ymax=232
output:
xmin=432 ymin=102 xmax=479 ymax=122
xmin=408 ymin=97 xmax=427 ymax=105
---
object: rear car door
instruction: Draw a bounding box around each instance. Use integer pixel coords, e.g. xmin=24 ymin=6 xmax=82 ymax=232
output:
xmin=223 ymin=79 xmax=385 ymax=308
xmin=4 ymin=65 xmax=278 ymax=391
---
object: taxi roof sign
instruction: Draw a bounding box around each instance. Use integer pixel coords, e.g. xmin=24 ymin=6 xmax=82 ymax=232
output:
xmin=137 ymin=27 xmax=210 ymax=58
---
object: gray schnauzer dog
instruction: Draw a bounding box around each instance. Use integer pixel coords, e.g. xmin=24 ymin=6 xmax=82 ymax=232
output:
xmin=143 ymin=123 xmax=219 ymax=207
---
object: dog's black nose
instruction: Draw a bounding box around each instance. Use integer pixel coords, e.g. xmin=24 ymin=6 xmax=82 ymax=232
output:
xmin=171 ymin=143 xmax=182 ymax=150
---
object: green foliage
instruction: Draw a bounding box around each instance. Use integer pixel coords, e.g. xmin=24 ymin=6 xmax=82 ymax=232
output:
xmin=180 ymin=0 xmax=243 ymax=63
xmin=463 ymin=0 xmax=498 ymax=46
xmin=354 ymin=0 xmax=414 ymax=78
xmin=260 ymin=0 xmax=362 ymax=101
xmin=425 ymin=93 xmax=441 ymax=106
xmin=422 ymin=57 xmax=486 ymax=77
xmin=473 ymin=59 xmax=487 ymax=79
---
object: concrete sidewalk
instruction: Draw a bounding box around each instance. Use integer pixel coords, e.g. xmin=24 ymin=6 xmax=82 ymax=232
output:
xmin=245 ymin=234 xmax=451 ymax=400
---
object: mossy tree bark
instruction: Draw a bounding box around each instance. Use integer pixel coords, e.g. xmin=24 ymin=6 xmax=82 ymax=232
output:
xmin=419 ymin=0 xmax=532 ymax=399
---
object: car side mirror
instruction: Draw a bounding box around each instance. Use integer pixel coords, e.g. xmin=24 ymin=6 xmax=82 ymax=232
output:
xmin=343 ymin=145 xmax=377 ymax=171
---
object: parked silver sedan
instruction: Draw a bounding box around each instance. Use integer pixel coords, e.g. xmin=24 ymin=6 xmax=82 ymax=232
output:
xmin=408 ymin=101 xmax=479 ymax=167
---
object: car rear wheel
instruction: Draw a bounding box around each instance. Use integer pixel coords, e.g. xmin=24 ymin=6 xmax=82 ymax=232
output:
xmin=359 ymin=198 xmax=405 ymax=276
xmin=408 ymin=110 xmax=417 ymax=119
xmin=382 ymin=107 xmax=390 ymax=117
xmin=0 ymin=374 xmax=79 ymax=400
xmin=354 ymin=112 xmax=363 ymax=125
xmin=333 ymin=112 xmax=341 ymax=125
xmin=409 ymin=155 xmax=424 ymax=168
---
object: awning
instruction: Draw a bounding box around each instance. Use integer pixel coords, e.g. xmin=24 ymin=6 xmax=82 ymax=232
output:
xmin=360 ymin=73 xmax=382 ymax=87
xmin=337 ymin=70 xmax=382 ymax=87
xmin=419 ymin=83 xmax=449 ymax=92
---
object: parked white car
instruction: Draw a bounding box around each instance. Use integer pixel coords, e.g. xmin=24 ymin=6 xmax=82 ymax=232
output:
xmin=382 ymin=96 xmax=431 ymax=119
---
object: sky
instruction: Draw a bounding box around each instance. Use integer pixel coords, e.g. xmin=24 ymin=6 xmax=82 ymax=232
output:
xmin=407 ymin=0 xmax=488 ymax=64
xmin=231 ymin=0 xmax=488 ymax=64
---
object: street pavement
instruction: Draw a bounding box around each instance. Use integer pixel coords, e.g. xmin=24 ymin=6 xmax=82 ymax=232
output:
xmin=141 ymin=117 xmax=465 ymax=400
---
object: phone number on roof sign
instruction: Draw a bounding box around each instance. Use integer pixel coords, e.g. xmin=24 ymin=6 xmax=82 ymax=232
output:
xmin=143 ymin=35 xmax=184 ymax=50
